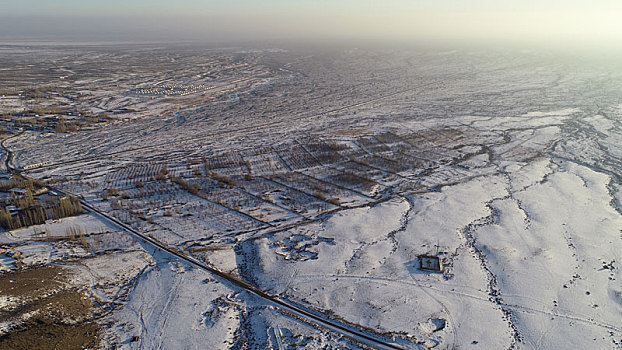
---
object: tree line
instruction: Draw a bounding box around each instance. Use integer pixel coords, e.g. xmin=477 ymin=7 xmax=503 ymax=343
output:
xmin=0 ymin=194 xmax=83 ymax=230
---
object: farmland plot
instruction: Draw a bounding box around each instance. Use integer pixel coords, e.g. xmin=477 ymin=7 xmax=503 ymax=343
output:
xmin=274 ymin=142 xmax=321 ymax=170
xmin=271 ymin=171 xmax=370 ymax=207
xmin=301 ymin=166 xmax=381 ymax=198
xmin=242 ymin=148 xmax=288 ymax=175
xmin=197 ymin=182 xmax=301 ymax=226
xmin=236 ymin=175 xmax=338 ymax=216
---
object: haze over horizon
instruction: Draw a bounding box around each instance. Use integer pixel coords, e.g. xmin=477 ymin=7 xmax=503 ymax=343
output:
xmin=2 ymin=0 xmax=622 ymax=52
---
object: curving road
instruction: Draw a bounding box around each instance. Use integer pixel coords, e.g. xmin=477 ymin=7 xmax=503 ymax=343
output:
xmin=1 ymin=131 xmax=24 ymax=175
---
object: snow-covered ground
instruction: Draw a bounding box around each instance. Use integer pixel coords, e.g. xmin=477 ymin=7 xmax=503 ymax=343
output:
xmin=240 ymin=160 xmax=622 ymax=348
xmin=2 ymin=47 xmax=621 ymax=349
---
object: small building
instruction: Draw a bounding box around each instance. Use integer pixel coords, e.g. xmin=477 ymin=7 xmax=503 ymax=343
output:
xmin=419 ymin=255 xmax=443 ymax=272
xmin=23 ymin=161 xmax=51 ymax=170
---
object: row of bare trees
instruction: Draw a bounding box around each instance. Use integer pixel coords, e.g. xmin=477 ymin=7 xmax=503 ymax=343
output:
xmin=0 ymin=196 xmax=82 ymax=230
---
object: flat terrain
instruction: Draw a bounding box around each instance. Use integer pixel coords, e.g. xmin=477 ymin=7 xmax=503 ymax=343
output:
xmin=0 ymin=44 xmax=621 ymax=349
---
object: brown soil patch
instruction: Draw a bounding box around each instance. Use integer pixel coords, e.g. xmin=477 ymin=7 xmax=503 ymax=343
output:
xmin=0 ymin=266 xmax=67 ymax=299
xmin=0 ymin=267 xmax=101 ymax=350
xmin=0 ymin=320 xmax=99 ymax=350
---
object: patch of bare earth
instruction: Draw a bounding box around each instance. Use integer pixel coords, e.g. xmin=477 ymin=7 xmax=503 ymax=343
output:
xmin=0 ymin=266 xmax=100 ymax=350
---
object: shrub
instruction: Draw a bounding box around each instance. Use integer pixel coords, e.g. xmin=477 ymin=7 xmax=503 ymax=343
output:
xmin=327 ymin=197 xmax=341 ymax=206
xmin=55 ymin=117 xmax=67 ymax=133
xmin=172 ymin=176 xmax=200 ymax=195
xmin=313 ymin=191 xmax=327 ymax=201
xmin=155 ymin=167 xmax=168 ymax=182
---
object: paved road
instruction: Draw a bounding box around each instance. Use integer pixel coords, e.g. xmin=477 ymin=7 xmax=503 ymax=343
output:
xmin=1 ymin=131 xmax=23 ymax=174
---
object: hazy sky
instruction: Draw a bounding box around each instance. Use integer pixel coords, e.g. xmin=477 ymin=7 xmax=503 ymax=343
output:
xmin=2 ymin=0 xmax=621 ymax=48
